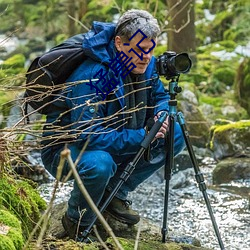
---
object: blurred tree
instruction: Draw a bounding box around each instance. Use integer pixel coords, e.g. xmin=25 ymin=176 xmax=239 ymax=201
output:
xmin=67 ymin=0 xmax=77 ymax=35
xmin=166 ymin=0 xmax=196 ymax=62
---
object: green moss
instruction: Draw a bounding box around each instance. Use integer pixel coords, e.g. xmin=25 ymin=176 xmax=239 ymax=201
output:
xmin=0 ymin=235 xmax=16 ymax=250
xmin=55 ymin=34 xmax=68 ymax=45
xmin=0 ymin=54 xmax=26 ymax=86
xmin=0 ymin=209 xmax=21 ymax=229
xmin=7 ymin=228 xmax=24 ymax=249
xmin=199 ymin=90 xmax=249 ymax=122
xmin=213 ymin=120 xmax=250 ymax=133
xmin=0 ymin=175 xmax=47 ymax=239
xmin=0 ymin=209 xmax=24 ymax=249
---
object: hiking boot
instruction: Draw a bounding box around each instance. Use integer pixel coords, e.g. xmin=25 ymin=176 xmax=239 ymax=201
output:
xmin=105 ymin=196 xmax=140 ymax=225
xmin=61 ymin=213 xmax=97 ymax=243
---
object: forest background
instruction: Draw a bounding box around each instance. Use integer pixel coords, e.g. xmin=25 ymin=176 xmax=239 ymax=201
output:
xmin=0 ymin=0 xmax=250 ymax=126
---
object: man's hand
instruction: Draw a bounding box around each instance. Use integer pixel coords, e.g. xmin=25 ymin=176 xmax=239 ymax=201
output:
xmin=154 ymin=111 xmax=169 ymax=139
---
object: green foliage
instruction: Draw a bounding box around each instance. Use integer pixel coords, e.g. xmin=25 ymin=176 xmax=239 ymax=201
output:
xmin=234 ymin=57 xmax=250 ymax=115
xmin=1 ymin=54 xmax=25 ymax=69
xmin=154 ymin=44 xmax=167 ymax=57
xmin=213 ymin=67 xmax=235 ymax=86
xmin=199 ymin=91 xmax=248 ymax=121
xmin=191 ymin=41 xmax=241 ymax=95
xmin=199 ymin=95 xmax=224 ymax=107
xmin=196 ymin=0 xmax=250 ymax=46
xmin=209 ymin=10 xmax=234 ymax=42
xmin=0 ymin=54 xmax=26 ymax=85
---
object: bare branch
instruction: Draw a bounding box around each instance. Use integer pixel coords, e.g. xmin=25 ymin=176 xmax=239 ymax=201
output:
xmin=63 ymin=148 xmax=124 ymax=250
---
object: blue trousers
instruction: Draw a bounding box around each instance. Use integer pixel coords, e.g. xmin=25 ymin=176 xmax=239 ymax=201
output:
xmin=41 ymin=123 xmax=185 ymax=226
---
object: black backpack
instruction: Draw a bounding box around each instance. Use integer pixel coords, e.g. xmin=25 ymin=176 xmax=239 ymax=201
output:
xmin=24 ymin=34 xmax=86 ymax=115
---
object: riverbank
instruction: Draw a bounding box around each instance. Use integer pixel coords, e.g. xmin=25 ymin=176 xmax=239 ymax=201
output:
xmin=38 ymin=155 xmax=250 ymax=250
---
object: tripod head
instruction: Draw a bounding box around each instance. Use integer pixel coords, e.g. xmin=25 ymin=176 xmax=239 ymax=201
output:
xmin=168 ymin=76 xmax=182 ymax=100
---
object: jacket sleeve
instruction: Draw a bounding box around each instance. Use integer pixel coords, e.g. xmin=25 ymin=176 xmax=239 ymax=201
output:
xmin=65 ymin=61 xmax=146 ymax=156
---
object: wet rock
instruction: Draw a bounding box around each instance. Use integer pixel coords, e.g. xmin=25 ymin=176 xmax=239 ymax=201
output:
xmin=181 ymin=89 xmax=199 ymax=105
xmin=213 ymin=157 xmax=250 ymax=184
xmin=170 ymin=168 xmax=193 ymax=189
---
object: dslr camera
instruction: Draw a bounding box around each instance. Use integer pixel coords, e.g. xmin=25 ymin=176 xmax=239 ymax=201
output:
xmin=156 ymin=51 xmax=192 ymax=79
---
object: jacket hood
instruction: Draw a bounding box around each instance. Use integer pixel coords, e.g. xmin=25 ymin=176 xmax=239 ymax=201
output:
xmin=82 ymin=21 xmax=116 ymax=64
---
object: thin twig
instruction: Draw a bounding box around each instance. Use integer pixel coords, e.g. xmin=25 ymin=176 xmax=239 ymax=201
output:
xmin=61 ymin=148 xmax=124 ymax=250
xmin=93 ymin=225 xmax=110 ymax=250
xmin=68 ymin=14 xmax=90 ymax=31
xmin=134 ymin=220 xmax=142 ymax=250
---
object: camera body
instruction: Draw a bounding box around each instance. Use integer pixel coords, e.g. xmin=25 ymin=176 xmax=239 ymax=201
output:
xmin=156 ymin=51 xmax=192 ymax=79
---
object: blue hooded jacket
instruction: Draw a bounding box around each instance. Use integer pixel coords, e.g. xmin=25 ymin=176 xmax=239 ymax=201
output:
xmin=43 ymin=21 xmax=170 ymax=156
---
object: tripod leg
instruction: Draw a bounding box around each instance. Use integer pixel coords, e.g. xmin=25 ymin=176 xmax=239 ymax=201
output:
xmin=81 ymin=112 xmax=168 ymax=240
xmin=177 ymin=112 xmax=225 ymax=250
xmin=162 ymin=114 xmax=175 ymax=243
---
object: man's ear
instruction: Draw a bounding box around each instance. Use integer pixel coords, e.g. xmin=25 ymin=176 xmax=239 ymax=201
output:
xmin=115 ymin=36 xmax=122 ymax=51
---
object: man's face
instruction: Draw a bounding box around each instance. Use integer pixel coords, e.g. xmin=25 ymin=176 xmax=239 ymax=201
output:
xmin=115 ymin=34 xmax=157 ymax=74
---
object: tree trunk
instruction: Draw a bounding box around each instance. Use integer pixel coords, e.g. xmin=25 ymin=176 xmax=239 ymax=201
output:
xmin=67 ymin=0 xmax=77 ymax=36
xmin=78 ymin=0 xmax=88 ymax=20
xmin=167 ymin=0 xmax=196 ymax=62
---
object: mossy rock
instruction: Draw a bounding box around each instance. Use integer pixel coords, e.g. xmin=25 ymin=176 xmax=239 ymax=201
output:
xmin=0 ymin=209 xmax=24 ymax=250
xmin=213 ymin=157 xmax=250 ymax=184
xmin=0 ymin=174 xmax=47 ymax=239
xmin=209 ymin=120 xmax=250 ymax=160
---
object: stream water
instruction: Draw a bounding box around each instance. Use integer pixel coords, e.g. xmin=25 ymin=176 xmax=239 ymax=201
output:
xmin=38 ymin=156 xmax=250 ymax=250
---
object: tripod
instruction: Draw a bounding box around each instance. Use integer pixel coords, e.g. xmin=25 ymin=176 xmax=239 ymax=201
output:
xmin=82 ymin=77 xmax=225 ymax=250
xmin=161 ymin=77 xmax=225 ymax=249
xmin=81 ymin=110 xmax=168 ymax=241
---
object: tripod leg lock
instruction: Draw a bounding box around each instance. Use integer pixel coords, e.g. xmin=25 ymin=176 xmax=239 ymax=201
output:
xmin=120 ymin=162 xmax=135 ymax=182
xmin=195 ymin=172 xmax=207 ymax=192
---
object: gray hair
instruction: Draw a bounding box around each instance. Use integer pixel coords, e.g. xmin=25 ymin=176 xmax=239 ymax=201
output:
xmin=115 ymin=9 xmax=160 ymax=41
